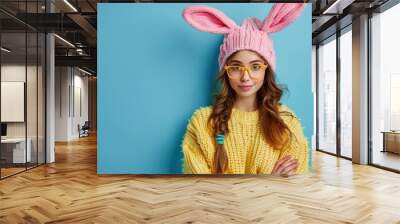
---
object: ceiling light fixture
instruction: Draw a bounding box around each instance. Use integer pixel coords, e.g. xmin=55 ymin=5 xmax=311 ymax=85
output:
xmin=78 ymin=67 xmax=93 ymax=76
xmin=54 ymin=34 xmax=75 ymax=48
xmin=322 ymin=0 xmax=355 ymax=15
xmin=63 ymin=0 xmax=78 ymax=12
xmin=1 ymin=47 xmax=11 ymax=53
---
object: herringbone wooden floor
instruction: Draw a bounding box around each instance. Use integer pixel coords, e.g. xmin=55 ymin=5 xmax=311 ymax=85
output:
xmin=1 ymin=133 xmax=400 ymax=224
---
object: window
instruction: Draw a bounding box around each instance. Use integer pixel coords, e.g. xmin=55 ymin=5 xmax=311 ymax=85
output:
xmin=370 ymin=2 xmax=400 ymax=171
xmin=317 ymin=35 xmax=337 ymax=155
xmin=339 ymin=27 xmax=352 ymax=158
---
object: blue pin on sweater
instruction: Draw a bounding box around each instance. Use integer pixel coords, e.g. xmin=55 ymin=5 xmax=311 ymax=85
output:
xmin=216 ymin=134 xmax=224 ymax=145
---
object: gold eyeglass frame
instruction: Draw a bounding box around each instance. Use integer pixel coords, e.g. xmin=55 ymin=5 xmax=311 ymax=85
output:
xmin=224 ymin=63 xmax=268 ymax=80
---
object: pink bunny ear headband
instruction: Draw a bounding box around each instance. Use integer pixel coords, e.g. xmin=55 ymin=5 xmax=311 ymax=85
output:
xmin=182 ymin=3 xmax=306 ymax=72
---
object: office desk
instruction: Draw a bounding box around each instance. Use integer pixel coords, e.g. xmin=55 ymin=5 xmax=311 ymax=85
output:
xmin=1 ymin=138 xmax=32 ymax=163
xmin=381 ymin=131 xmax=400 ymax=154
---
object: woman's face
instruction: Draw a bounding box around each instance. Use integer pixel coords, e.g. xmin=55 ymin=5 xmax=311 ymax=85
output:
xmin=225 ymin=50 xmax=267 ymax=98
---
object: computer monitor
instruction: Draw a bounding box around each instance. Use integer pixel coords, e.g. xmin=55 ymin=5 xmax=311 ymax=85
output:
xmin=1 ymin=123 xmax=7 ymax=137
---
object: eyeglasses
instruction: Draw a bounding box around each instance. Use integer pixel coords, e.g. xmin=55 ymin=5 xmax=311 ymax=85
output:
xmin=224 ymin=63 xmax=268 ymax=80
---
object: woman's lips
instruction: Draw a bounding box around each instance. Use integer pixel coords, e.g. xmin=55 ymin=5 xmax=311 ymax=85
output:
xmin=238 ymin=85 xmax=253 ymax=92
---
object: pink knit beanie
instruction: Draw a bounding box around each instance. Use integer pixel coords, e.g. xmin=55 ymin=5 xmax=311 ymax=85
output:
xmin=182 ymin=3 xmax=306 ymax=72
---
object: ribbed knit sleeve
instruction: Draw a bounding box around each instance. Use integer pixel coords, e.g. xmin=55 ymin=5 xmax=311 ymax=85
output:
xmin=181 ymin=109 xmax=212 ymax=174
xmin=279 ymin=113 xmax=309 ymax=174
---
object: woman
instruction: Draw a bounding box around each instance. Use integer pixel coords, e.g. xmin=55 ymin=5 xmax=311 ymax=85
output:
xmin=181 ymin=3 xmax=308 ymax=176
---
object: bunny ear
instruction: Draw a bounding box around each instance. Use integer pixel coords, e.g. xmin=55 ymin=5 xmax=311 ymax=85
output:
xmin=260 ymin=3 xmax=306 ymax=33
xmin=182 ymin=5 xmax=237 ymax=34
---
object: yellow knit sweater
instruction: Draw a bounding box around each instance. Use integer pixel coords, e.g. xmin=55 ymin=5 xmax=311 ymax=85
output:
xmin=181 ymin=105 xmax=309 ymax=174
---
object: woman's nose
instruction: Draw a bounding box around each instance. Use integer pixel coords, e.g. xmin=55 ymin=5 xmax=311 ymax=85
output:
xmin=241 ymin=70 xmax=251 ymax=82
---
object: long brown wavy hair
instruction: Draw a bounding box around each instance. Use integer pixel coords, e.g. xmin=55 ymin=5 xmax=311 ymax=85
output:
xmin=207 ymin=54 xmax=293 ymax=174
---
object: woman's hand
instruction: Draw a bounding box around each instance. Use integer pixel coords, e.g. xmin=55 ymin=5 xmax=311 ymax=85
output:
xmin=271 ymin=155 xmax=299 ymax=177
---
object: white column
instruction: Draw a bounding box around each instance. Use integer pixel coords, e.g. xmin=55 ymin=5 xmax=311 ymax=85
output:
xmin=352 ymin=14 xmax=369 ymax=164
xmin=46 ymin=1 xmax=55 ymax=163
xmin=312 ymin=45 xmax=317 ymax=151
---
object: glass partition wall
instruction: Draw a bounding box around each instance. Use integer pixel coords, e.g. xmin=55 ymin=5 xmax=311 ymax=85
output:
xmin=0 ymin=1 xmax=46 ymax=179
xmin=316 ymin=26 xmax=353 ymax=160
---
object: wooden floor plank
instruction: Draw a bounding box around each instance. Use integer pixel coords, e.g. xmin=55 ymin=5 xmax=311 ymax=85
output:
xmin=0 ymin=134 xmax=400 ymax=223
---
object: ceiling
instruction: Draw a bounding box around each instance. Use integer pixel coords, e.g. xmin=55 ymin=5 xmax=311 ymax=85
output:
xmin=0 ymin=0 xmax=394 ymax=75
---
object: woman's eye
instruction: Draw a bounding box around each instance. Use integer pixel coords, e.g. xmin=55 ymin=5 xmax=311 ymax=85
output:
xmin=231 ymin=66 xmax=241 ymax=71
xmin=251 ymin=64 xmax=262 ymax=70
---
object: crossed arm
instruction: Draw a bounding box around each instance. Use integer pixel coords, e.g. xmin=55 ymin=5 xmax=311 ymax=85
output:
xmin=182 ymin=115 xmax=308 ymax=176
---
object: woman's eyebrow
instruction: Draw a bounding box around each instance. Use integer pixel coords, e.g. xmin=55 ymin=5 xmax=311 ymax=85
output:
xmin=249 ymin=60 xmax=263 ymax=63
xmin=228 ymin=60 xmax=243 ymax=64
xmin=229 ymin=59 xmax=264 ymax=64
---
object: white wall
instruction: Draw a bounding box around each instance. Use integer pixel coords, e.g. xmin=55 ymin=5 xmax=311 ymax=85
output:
xmin=72 ymin=72 xmax=89 ymax=138
xmin=55 ymin=67 xmax=89 ymax=141
xmin=55 ymin=66 xmax=69 ymax=141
